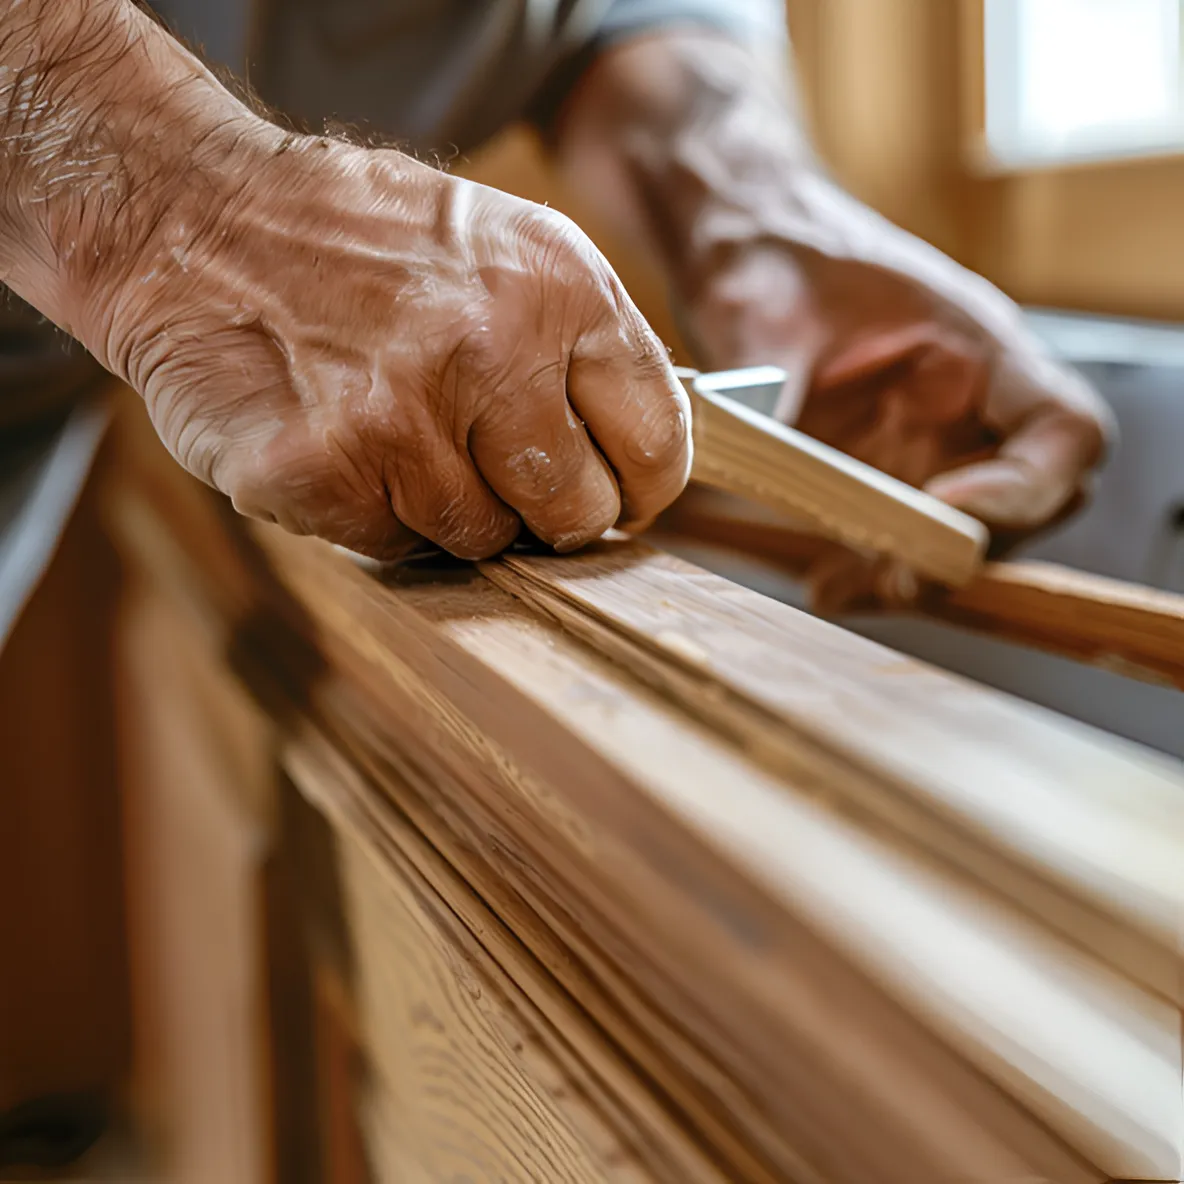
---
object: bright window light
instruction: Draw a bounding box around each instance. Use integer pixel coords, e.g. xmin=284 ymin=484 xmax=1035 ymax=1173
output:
xmin=985 ymin=0 xmax=1184 ymax=165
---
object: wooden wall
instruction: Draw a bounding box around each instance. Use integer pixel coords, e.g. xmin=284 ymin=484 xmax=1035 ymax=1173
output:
xmin=461 ymin=0 xmax=1184 ymax=334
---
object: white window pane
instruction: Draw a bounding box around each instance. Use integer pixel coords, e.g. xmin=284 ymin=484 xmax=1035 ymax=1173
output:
xmin=986 ymin=0 xmax=1184 ymax=163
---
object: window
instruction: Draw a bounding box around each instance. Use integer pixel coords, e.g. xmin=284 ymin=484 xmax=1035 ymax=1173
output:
xmin=985 ymin=0 xmax=1184 ymax=166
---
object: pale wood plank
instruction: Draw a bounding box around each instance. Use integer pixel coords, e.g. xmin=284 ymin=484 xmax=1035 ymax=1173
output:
xmin=251 ymin=534 xmax=1107 ymax=1184
xmin=657 ymin=494 xmax=1184 ymax=689
xmin=490 ymin=541 xmax=1184 ymax=1002
xmin=929 ymin=559 xmax=1184 ymax=690
xmin=102 ymin=395 xmax=1180 ymax=1181
xmin=416 ymin=570 xmax=1180 ymax=1182
xmin=686 ymin=379 xmax=988 ymax=586
xmin=283 ymin=722 xmax=732 ymax=1184
xmin=333 ymin=793 xmax=659 ymax=1184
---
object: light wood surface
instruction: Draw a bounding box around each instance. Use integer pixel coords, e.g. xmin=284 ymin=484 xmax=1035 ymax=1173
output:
xmin=274 ymin=524 xmax=1184 ymax=1180
xmin=686 ymin=380 xmax=989 ymax=587
xmin=490 ymin=542 xmax=1184 ymax=999
xmin=103 ymin=391 xmax=1184 ymax=1183
xmin=288 ymin=731 xmax=718 ymax=1184
xmin=656 ymin=495 xmax=1184 ymax=691
xmin=930 ymin=560 xmax=1184 ymax=690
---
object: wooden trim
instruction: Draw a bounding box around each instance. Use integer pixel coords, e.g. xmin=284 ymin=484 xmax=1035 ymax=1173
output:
xmin=957 ymin=0 xmax=987 ymax=169
xmin=103 ymin=392 xmax=1184 ymax=1182
xmin=488 ymin=543 xmax=1183 ymax=997
xmin=658 ymin=495 xmax=1184 ymax=691
xmin=930 ymin=559 xmax=1184 ymax=690
xmin=686 ymin=378 xmax=988 ymax=586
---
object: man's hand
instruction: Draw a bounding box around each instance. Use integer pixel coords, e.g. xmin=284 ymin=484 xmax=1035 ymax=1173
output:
xmin=679 ymin=193 xmax=1112 ymax=606
xmin=0 ymin=0 xmax=691 ymax=559
xmin=552 ymin=28 xmax=1112 ymax=606
xmin=111 ymin=148 xmax=691 ymax=560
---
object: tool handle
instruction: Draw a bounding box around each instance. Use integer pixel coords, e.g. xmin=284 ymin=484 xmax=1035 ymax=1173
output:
xmin=686 ymin=383 xmax=988 ymax=587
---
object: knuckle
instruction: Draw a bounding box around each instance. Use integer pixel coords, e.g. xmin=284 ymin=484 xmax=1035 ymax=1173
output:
xmin=524 ymin=205 xmax=586 ymax=251
xmin=438 ymin=306 xmax=524 ymax=409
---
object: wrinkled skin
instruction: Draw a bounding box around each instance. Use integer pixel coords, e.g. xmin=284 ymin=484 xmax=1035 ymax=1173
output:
xmin=680 ymin=188 xmax=1113 ymax=607
xmin=555 ymin=31 xmax=1114 ymax=609
xmin=99 ymin=145 xmax=691 ymax=560
xmin=0 ymin=0 xmax=691 ymax=562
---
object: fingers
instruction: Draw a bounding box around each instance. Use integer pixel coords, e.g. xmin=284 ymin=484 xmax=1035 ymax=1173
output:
xmin=925 ymin=352 xmax=1113 ymax=531
xmin=566 ymin=297 xmax=692 ymax=532
xmin=468 ymin=362 xmax=622 ymax=552
xmin=384 ymin=441 xmax=522 ymax=561
xmin=234 ymin=415 xmax=520 ymax=562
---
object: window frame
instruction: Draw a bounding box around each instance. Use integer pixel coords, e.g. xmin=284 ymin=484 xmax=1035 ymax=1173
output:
xmin=954 ymin=0 xmax=1184 ymax=321
xmin=979 ymin=0 xmax=1184 ymax=173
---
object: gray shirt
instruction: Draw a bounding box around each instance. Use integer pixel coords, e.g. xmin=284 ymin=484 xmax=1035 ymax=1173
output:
xmin=152 ymin=0 xmax=786 ymax=156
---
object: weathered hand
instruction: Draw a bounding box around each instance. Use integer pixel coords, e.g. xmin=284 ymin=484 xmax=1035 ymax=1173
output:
xmin=99 ymin=144 xmax=690 ymax=559
xmin=0 ymin=1 xmax=691 ymax=561
xmin=682 ymin=180 xmax=1113 ymax=608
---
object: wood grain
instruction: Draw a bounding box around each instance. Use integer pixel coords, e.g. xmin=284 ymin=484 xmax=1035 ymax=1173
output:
xmin=102 ymin=394 xmax=1184 ymax=1182
xmin=929 ymin=560 xmax=1184 ymax=690
xmin=338 ymin=818 xmax=650 ymax=1184
xmin=284 ymin=530 xmax=1171 ymax=1181
xmin=490 ymin=542 xmax=1184 ymax=1002
xmin=287 ymin=726 xmax=724 ymax=1184
xmin=655 ymin=498 xmax=1184 ymax=690
xmin=686 ymin=380 xmax=989 ymax=587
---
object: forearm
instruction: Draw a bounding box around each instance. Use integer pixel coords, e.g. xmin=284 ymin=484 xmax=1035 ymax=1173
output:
xmin=550 ymin=33 xmax=823 ymax=305
xmin=0 ymin=0 xmax=277 ymax=353
xmin=550 ymin=31 xmax=1017 ymax=367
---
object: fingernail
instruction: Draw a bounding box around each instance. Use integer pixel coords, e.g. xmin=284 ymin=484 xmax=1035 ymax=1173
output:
xmin=552 ymin=531 xmax=600 ymax=554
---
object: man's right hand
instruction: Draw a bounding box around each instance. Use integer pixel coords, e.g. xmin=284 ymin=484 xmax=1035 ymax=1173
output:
xmin=104 ymin=147 xmax=692 ymax=559
xmin=0 ymin=0 xmax=691 ymax=560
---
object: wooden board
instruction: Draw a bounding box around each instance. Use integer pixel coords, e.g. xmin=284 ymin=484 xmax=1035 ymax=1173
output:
xmin=489 ymin=542 xmax=1184 ymax=1002
xmin=656 ymin=493 xmax=1184 ymax=689
xmin=929 ymin=560 xmax=1184 ymax=690
xmin=263 ymin=532 xmax=1183 ymax=1181
xmin=287 ymin=730 xmax=718 ymax=1184
xmin=102 ymin=392 xmax=1184 ymax=1182
xmin=686 ymin=379 xmax=988 ymax=586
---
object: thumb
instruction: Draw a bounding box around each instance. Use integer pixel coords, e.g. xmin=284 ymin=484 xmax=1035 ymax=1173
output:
xmin=923 ymin=455 xmax=1064 ymax=530
xmin=925 ymin=405 xmax=1107 ymax=531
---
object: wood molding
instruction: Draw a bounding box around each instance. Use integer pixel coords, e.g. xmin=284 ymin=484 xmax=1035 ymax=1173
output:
xmin=103 ymin=393 xmax=1184 ymax=1182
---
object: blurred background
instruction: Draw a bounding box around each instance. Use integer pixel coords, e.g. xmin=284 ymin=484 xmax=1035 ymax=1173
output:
xmin=459 ymin=0 xmax=1184 ymax=759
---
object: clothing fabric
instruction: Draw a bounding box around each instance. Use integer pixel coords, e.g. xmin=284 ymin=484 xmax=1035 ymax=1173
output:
xmin=151 ymin=0 xmax=785 ymax=154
